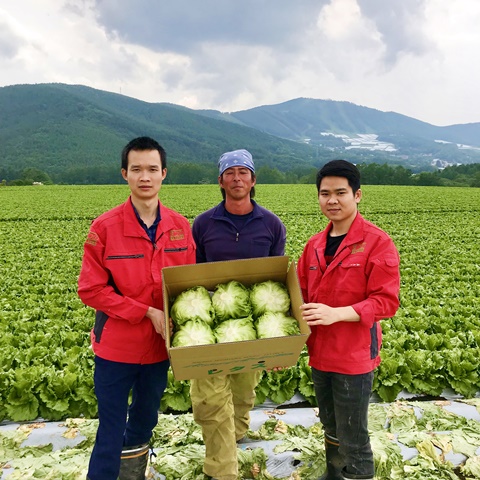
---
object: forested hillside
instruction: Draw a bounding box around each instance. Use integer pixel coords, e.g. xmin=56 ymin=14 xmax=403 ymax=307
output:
xmin=0 ymin=84 xmax=318 ymax=184
xmin=1 ymin=83 xmax=479 ymax=186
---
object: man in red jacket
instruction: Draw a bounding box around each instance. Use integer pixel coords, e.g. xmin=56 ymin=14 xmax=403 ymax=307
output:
xmin=297 ymin=160 xmax=400 ymax=480
xmin=78 ymin=136 xmax=196 ymax=480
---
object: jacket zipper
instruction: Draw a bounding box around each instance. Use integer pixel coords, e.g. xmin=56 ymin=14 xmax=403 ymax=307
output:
xmin=153 ymin=232 xmax=164 ymax=250
xmin=106 ymin=254 xmax=144 ymax=260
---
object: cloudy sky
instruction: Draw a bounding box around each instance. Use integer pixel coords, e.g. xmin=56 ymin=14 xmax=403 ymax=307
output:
xmin=1 ymin=0 xmax=478 ymax=126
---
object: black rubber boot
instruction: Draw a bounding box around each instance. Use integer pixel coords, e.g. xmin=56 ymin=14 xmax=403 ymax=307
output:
xmin=118 ymin=443 xmax=150 ymax=480
xmin=341 ymin=468 xmax=374 ymax=479
xmin=318 ymin=433 xmax=344 ymax=480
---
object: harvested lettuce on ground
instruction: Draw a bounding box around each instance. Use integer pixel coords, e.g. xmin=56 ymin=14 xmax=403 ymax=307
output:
xmin=150 ymin=444 xmax=206 ymax=479
xmin=212 ymin=280 xmax=251 ymax=322
xmin=214 ymin=317 xmax=257 ymax=343
xmin=152 ymin=412 xmax=204 ymax=447
xmin=256 ymin=312 xmax=300 ymax=339
xmin=370 ymin=430 xmax=405 ymax=479
xmin=461 ymin=455 xmax=480 ymax=479
xmin=250 ymin=280 xmax=291 ymax=318
xmin=237 ymin=447 xmax=275 ymax=480
xmin=171 ymin=320 xmax=216 ymax=347
xmin=170 ymin=286 xmax=214 ymax=327
xmin=2 ymin=400 xmax=480 ymax=480
xmin=272 ymin=423 xmax=325 ymax=479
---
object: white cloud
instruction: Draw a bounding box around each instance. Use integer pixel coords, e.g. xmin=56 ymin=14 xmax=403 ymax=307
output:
xmin=318 ymin=0 xmax=372 ymax=41
xmin=0 ymin=0 xmax=479 ymax=126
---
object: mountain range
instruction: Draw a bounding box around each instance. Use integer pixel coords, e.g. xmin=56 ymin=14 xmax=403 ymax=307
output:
xmin=1 ymin=83 xmax=479 ymax=182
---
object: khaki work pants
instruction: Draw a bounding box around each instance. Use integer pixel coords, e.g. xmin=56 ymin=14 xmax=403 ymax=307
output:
xmin=190 ymin=371 xmax=261 ymax=480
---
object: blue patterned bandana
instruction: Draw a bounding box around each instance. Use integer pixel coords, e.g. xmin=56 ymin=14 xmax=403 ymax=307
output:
xmin=218 ymin=149 xmax=255 ymax=176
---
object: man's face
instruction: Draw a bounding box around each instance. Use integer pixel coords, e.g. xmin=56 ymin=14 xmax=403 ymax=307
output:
xmin=219 ymin=166 xmax=256 ymax=200
xmin=121 ymin=149 xmax=166 ymax=201
xmin=318 ymin=176 xmax=361 ymax=223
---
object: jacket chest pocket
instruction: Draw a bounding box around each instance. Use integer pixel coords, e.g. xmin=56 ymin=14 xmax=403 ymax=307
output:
xmin=337 ymin=259 xmax=366 ymax=282
xmin=330 ymin=260 xmax=367 ymax=303
xmin=164 ymin=247 xmax=187 ymax=253
xmin=106 ymin=253 xmax=148 ymax=296
xmin=162 ymin=244 xmax=190 ymax=266
xmin=336 ymin=251 xmax=366 ymax=269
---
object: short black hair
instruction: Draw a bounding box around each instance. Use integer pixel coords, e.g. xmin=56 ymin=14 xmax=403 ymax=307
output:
xmin=121 ymin=136 xmax=167 ymax=170
xmin=316 ymin=159 xmax=361 ymax=193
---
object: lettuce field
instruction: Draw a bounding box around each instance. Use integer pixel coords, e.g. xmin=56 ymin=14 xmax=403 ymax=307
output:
xmin=0 ymin=184 xmax=479 ymax=424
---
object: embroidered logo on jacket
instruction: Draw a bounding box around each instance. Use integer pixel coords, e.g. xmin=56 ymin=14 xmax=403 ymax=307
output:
xmin=170 ymin=229 xmax=185 ymax=241
xmin=351 ymin=242 xmax=366 ymax=254
xmin=85 ymin=231 xmax=99 ymax=246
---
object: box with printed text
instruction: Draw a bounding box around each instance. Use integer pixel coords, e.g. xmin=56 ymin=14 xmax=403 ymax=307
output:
xmin=162 ymin=256 xmax=310 ymax=381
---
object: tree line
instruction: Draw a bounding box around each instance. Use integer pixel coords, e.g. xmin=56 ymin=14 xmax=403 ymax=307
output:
xmin=1 ymin=162 xmax=480 ymax=188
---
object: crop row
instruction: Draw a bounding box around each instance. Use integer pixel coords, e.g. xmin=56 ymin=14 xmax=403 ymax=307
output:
xmin=0 ymin=185 xmax=479 ymax=421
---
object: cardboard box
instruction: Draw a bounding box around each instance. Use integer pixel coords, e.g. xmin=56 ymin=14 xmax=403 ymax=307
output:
xmin=162 ymin=256 xmax=310 ymax=381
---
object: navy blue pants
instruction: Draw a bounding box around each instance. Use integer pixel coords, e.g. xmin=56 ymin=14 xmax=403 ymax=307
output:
xmin=312 ymin=368 xmax=375 ymax=477
xmin=87 ymin=357 xmax=170 ymax=480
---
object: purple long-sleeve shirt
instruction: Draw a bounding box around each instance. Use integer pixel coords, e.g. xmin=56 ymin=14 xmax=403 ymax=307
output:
xmin=192 ymin=200 xmax=286 ymax=263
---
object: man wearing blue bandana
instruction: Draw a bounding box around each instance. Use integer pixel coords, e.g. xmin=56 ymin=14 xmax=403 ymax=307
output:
xmin=190 ymin=149 xmax=286 ymax=480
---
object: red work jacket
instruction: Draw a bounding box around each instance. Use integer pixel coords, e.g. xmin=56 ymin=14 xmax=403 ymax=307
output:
xmin=297 ymin=213 xmax=400 ymax=375
xmin=78 ymin=198 xmax=196 ymax=364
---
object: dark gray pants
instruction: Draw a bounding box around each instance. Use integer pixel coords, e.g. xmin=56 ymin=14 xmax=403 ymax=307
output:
xmin=312 ymin=368 xmax=375 ymax=477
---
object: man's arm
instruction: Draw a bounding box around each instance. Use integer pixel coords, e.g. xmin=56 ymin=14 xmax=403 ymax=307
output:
xmin=351 ymin=238 xmax=400 ymax=326
xmin=301 ymin=304 xmax=360 ymax=326
xmin=270 ymin=218 xmax=287 ymax=256
xmin=299 ymin=234 xmax=400 ymax=327
xmin=78 ymin=228 xmax=149 ymax=323
xmin=192 ymin=218 xmax=206 ymax=263
xmin=146 ymin=307 xmax=173 ymax=339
